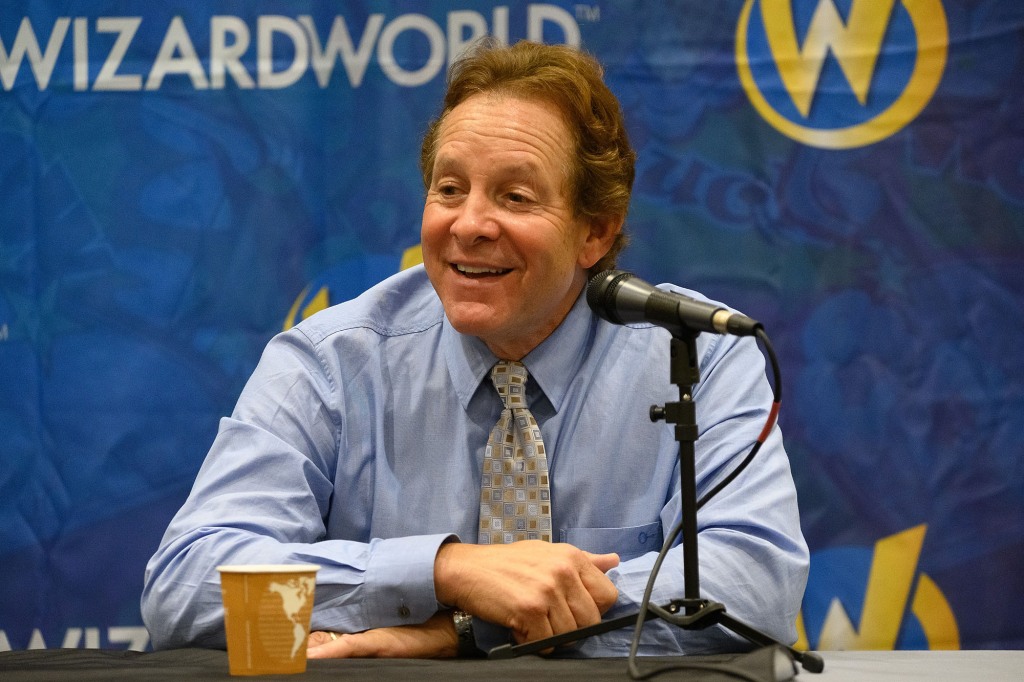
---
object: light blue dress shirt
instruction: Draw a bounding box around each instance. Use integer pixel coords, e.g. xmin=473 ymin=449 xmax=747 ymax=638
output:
xmin=141 ymin=265 xmax=808 ymax=656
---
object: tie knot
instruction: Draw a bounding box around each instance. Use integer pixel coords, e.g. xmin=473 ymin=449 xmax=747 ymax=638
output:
xmin=490 ymin=360 xmax=529 ymax=410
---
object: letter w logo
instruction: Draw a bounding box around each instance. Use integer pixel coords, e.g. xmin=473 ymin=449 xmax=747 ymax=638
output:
xmin=761 ymin=0 xmax=897 ymax=117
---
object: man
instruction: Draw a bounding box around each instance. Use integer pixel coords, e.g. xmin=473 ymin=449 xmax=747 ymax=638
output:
xmin=141 ymin=40 xmax=808 ymax=658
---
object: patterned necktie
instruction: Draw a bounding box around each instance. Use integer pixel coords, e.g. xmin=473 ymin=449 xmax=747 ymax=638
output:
xmin=479 ymin=360 xmax=552 ymax=544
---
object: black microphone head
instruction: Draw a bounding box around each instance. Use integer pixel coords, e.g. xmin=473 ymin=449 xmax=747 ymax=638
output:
xmin=588 ymin=269 xmax=762 ymax=336
xmin=586 ymin=270 xmax=633 ymax=324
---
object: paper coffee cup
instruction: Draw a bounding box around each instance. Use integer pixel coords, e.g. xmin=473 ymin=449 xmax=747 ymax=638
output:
xmin=217 ymin=564 xmax=321 ymax=676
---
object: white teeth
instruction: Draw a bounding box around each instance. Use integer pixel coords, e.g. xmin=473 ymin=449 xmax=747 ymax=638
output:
xmin=456 ymin=264 xmax=506 ymax=274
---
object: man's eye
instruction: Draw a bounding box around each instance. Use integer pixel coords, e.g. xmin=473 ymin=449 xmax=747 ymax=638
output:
xmin=507 ymin=192 xmax=528 ymax=203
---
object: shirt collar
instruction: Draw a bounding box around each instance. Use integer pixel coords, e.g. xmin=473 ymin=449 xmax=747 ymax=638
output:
xmin=520 ymin=290 xmax=593 ymax=412
xmin=443 ymin=318 xmax=495 ymax=411
xmin=442 ymin=288 xmax=594 ymax=413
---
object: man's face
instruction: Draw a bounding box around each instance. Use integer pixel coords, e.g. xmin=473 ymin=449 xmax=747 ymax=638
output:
xmin=421 ymin=94 xmax=610 ymax=360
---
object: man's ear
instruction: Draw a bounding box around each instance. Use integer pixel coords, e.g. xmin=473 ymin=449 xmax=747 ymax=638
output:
xmin=578 ymin=214 xmax=624 ymax=270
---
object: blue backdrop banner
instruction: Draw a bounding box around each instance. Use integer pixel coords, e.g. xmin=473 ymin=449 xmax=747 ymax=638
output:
xmin=1 ymin=0 xmax=1022 ymax=652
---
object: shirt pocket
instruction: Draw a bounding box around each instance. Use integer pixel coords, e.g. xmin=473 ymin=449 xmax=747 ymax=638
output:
xmin=560 ymin=521 xmax=663 ymax=561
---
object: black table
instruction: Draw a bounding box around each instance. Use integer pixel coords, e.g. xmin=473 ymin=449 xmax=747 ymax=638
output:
xmin=0 ymin=646 xmax=794 ymax=681
xmin=1 ymin=647 xmax=1021 ymax=681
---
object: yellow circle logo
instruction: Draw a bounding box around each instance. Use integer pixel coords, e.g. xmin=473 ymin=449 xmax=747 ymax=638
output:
xmin=796 ymin=526 xmax=959 ymax=650
xmin=736 ymin=0 xmax=948 ymax=149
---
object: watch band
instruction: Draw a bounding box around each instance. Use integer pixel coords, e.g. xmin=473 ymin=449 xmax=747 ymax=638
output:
xmin=451 ymin=609 xmax=483 ymax=658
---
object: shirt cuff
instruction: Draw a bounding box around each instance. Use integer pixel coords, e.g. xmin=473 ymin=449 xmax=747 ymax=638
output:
xmin=362 ymin=533 xmax=456 ymax=627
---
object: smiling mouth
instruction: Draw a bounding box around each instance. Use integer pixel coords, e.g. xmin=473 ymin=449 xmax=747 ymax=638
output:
xmin=453 ymin=264 xmax=511 ymax=278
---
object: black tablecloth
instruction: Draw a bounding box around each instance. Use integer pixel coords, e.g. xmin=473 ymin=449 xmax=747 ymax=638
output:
xmin=0 ymin=646 xmax=794 ymax=681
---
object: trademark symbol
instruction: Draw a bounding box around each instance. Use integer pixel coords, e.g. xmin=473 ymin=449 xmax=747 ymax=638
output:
xmin=575 ymin=4 xmax=600 ymax=22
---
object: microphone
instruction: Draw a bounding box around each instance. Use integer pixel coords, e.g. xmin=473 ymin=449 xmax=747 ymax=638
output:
xmin=586 ymin=270 xmax=761 ymax=337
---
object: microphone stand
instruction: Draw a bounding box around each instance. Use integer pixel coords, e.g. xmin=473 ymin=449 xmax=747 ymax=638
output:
xmin=489 ymin=330 xmax=824 ymax=675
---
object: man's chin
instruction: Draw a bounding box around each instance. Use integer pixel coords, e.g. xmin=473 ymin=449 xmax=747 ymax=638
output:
xmin=444 ymin=309 xmax=504 ymax=339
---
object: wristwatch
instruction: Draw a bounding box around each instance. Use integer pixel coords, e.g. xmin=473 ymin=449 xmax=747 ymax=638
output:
xmin=451 ymin=609 xmax=483 ymax=658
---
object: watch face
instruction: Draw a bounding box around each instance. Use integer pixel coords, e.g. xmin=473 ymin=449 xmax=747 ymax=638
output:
xmin=453 ymin=610 xmax=472 ymax=634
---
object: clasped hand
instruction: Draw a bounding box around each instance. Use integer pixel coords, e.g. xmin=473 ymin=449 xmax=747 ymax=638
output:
xmin=308 ymin=540 xmax=619 ymax=659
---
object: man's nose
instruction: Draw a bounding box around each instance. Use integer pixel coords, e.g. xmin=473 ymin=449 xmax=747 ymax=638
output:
xmin=450 ymin=191 xmax=500 ymax=244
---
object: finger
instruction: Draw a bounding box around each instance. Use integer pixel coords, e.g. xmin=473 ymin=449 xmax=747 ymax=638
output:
xmin=307 ymin=632 xmax=353 ymax=659
xmin=543 ymin=554 xmax=603 ymax=627
xmin=564 ymin=577 xmax=604 ymax=628
xmin=546 ymin=587 xmax=584 ymax=636
xmin=585 ymin=551 xmax=621 ymax=572
xmin=576 ymin=553 xmax=620 ymax=613
xmin=521 ymin=553 xmax=600 ymax=644
xmin=515 ymin=576 xmax=595 ymax=653
xmin=307 ymin=630 xmax=336 ymax=649
xmin=512 ymin=605 xmax=556 ymax=652
xmin=313 ymin=630 xmax=381 ymax=658
xmin=308 ymin=630 xmax=394 ymax=659
xmin=580 ymin=569 xmax=619 ymax=614
xmin=309 ymin=612 xmax=458 ymax=659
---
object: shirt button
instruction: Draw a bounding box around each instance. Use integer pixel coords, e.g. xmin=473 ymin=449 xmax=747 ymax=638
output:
xmin=398 ymin=605 xmax=411 ymax=618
